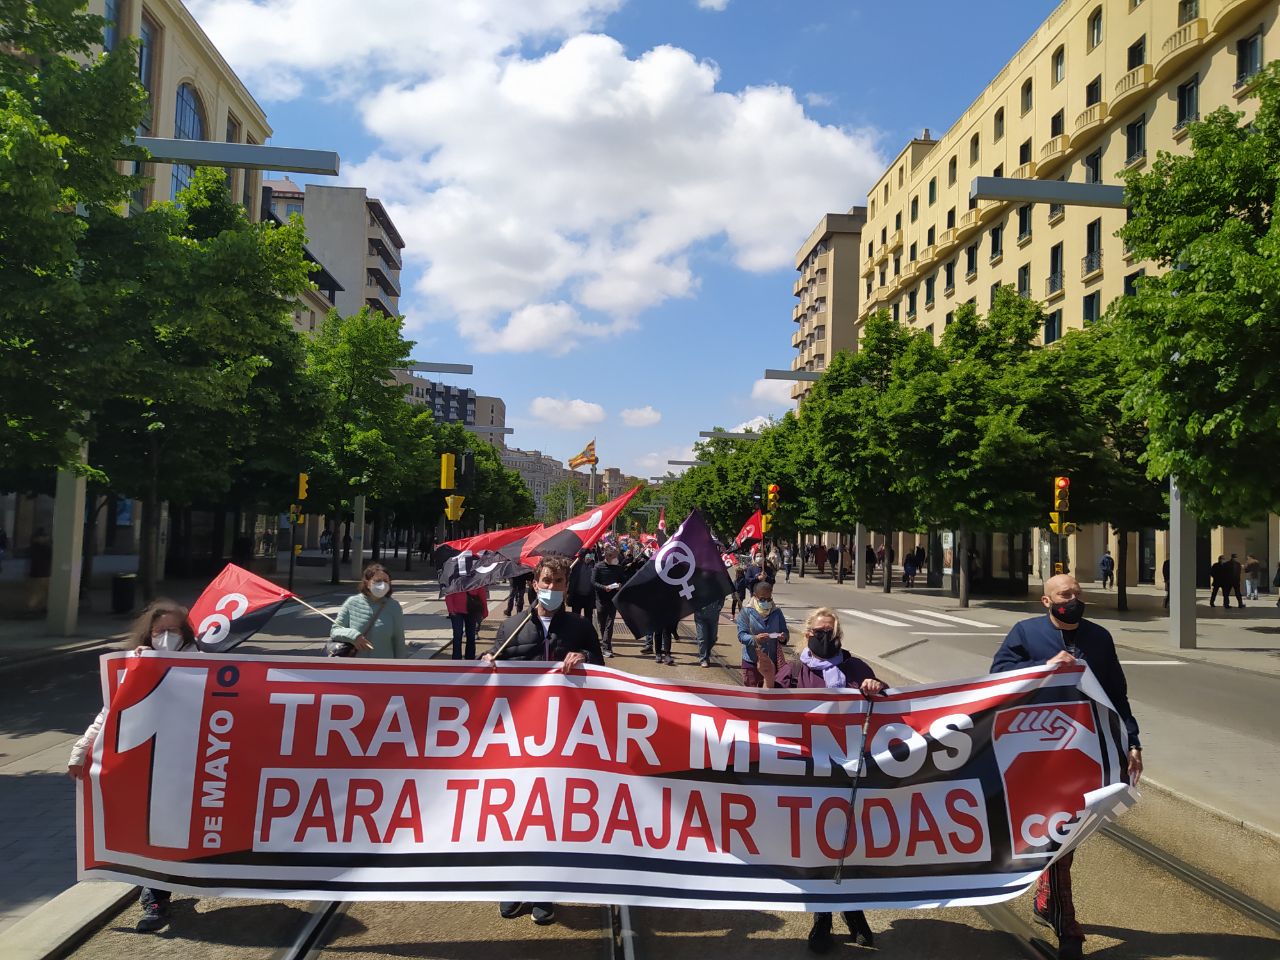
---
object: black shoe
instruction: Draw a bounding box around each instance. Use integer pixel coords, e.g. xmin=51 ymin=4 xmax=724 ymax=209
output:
xmin=1058 ymin=938 xmax=1084 ymax=960
xmin=136 ymin=901 xmax=168 ymax=933
xmin=807 ymin=913 xmax=834 ymax=954
xmin=499 ymin=901 xmax=526 ymax=919
xmin=531 ymin=903 xmax=555 ymax=926
xmin=843 ymin=910 xmax=874 ymax=947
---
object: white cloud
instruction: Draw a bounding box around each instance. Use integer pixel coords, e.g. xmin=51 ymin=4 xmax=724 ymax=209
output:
xmin=188 ymin=2 xmax=885 ymax=356
xmin=697 ymin=0 xmax=730 ymax=10
xmin=805 ymin=92 xmax=834 ymax=107
xmin=635 ymin=444 xmax=697 ymax=476
xmin=530 ymin=396 xmax=607 ymax=429
xmin=620 ymin=405 xmax=662 ymax=427
xmin=751 ymin=377 xmax=797 ymax=406
xmin=732 ymin=415 xmax=774 ymax=433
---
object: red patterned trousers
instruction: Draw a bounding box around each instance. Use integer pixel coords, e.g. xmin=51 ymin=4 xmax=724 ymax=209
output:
xmin=1035 ymin=850 xmax=1085 ymax=942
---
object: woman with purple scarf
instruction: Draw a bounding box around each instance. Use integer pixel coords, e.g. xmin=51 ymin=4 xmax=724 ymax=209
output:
xmin=758 ymin=607 xmax=885 ymax=954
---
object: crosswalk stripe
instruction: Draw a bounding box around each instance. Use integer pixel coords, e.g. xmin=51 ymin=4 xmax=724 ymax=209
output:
xmin=910 ymin=609 xmax=999 ymax=628
xmin=874 ymin=609 xmax=957 ymax=627
xmin=840 ymin=609 xmax=911 ymax=627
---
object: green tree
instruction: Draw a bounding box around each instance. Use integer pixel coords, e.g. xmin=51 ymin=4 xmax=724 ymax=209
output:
xmin=1113 ymin=63 xmax=1280 ymax=523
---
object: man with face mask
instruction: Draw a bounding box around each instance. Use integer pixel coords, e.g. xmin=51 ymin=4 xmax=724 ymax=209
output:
xmin=591 ymin=544 xmax=630 ymax=658
xmin=990 ymin=574 xmax=1142 ymax=960
xmin=481 ymin=554 xmax=604 ymax=928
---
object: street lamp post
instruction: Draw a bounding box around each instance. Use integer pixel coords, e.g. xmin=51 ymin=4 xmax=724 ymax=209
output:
xmin=969 ymin=175 xmax=1195 ymax=649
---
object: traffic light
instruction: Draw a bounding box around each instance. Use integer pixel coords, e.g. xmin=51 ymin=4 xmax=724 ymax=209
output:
xmin=297 ymin=472 xmax=309 ymax=500
xmin=761 ymin=514 xmax=772 ymax=534
xmin=459 ymin=451 xmax=476 ymax=491
xmin=1053 ymin=476 xmax=1070 ymax=512
xmin=767 ymin=483 xmax=780 ymax=512
xmin=444 ymin=495 xmax=466 ymax=521
xmin=441 ymin=452 xmax=457 ymax=490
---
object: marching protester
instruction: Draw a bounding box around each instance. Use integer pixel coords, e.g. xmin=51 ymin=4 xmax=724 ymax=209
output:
xmin=592 ymin=543 xmax=630 ymax=657
xmin=482 ymin=555 xmax=604 ymax=927
xmin=327 ymin=563 xmax=407 ymax=658
xmin=694 ymin=592 xmax=725 ymax=667
xmin=67 ymin=600 xmax=202 ymax=933
xmin=737 ymin=580 xmax=789 ymax=687
xmin=1098 ymin=549 xmax=1115 ymax=589
xmin=756 ymin=607 xmax=884 ymax=952
xmin=443 ymin=582 xmax=488 ymax=660
xmin=504 ymin=566 xmax=534 ymax=616
xmin=568 ymin=547 xmax=597 ymax=619
xmin=782 ymin=544 xmax=794 ymax=582
xmin=990 ymin=573 xmax=1142 ymax=960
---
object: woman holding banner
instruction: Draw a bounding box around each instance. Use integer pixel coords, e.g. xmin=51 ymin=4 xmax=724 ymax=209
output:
xmin=757 ymin=607 xmax=884 ymax=953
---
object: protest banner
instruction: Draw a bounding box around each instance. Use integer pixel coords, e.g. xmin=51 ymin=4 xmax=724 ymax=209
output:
xmin=79 ymin=654 xmax=1134 ymax=909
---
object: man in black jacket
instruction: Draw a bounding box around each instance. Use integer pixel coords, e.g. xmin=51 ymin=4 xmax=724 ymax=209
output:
xmin=567 ymin=548 xmax=597 ymax=619
xmin=591 ymin=544 xmax=629 ymax=658
xmin=481 ymin=554 xmax=603 ymax=927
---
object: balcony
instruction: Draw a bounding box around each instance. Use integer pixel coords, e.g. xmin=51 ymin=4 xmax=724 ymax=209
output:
xmin=861 ymin=257 xmax=875 ymax=278
xmin=793 ymin=278 xmax=803 ymax=297
xmin=1071 ymin=102 xmax=1109 ymax=148
xmin=792 ymin=303 xmax=803 ymax=322
xmin=1045 ymin=272 xmax=1065 ymax=301
xmin=792 ymin=328 xmax=803 ymax=348
xmin=920 ymin=244 xmax=937 ymax=265
xmin=956 ymin=208 xmax=982 ymax=240
xmin=887 ymin=229 xmax=903 ymax=252
xmin=812 ymin=280 xmax=828 ymax=300
xmin=1081 ymin=251 xmax=1103 ymax=281
xmin=1039 ymin=134 xmax=1070 ymax=173
xmin=978 ymin=197 xmax=1005 ymax=223
xmin=1012 ymin=161 xmax=1038 ymax=181
xmin=366 ymin=264 xmax=401 ymax=298
xmin=1213 ymin=0 xmax=1267 ymax=35
xmin=902 ymin=261 xmax=919 ymax=284
xmin=875 ymin=244 xmax=890 ymax=266
xmin=1156 ymin=18 xmax=1208 ymax=80
xmin=366 ymin=253 xmax=401 ymax=289
xmin=1113 ymin=64 xmax=1153 ymax=114
xmin=936 ymin=227 xmax=959 ymax=254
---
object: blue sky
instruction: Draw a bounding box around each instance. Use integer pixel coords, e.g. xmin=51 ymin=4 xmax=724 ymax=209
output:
xmin=187 ymin=0 xmax=1055 ymax=478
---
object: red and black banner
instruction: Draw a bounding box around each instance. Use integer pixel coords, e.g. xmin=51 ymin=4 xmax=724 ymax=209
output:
xmin=188 ymin=565 xmax=295 ymax=652
xmin=78 ymin=655 xmax=1134 ymax=909
xmin=519 ymin=487 xmax=641 ymax=565
xmin=433 ymin=524 xmax=541 ymax=568
xmin=733 ymin=510 xmax=764 ymax=551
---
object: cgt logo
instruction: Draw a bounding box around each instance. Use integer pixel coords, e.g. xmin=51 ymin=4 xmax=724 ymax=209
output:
xmin=992 ymin=703 xmax=1104 ymax=859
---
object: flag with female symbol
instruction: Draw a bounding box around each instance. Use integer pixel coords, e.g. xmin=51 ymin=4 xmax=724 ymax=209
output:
xmin=614 ymin=510 xmax=734 ymax=637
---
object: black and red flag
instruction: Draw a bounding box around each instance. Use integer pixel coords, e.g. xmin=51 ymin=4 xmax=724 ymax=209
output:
xmin=188 ymin=564 xmax=295 ymax=652
xmin=614 ymin=510 xmax=735 ymax=638
xmin=433 ymin=524 xmax=540 ymax=567
xmin=519 ymin=486 xmax=641 ymax=566
xmin=733 ymin=509 xmax=764 ymax=551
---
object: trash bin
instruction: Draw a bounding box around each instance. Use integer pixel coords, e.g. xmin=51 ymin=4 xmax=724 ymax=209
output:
xmin=111 ymin=573 xmax=136 ymax=614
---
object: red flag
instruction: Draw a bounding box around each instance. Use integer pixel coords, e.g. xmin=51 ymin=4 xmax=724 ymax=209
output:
xmin=639 ymin=533 xmax=660 ymax=550
xmin=188 ymin=564 xmax=295 ymax=652
xmin=658 ymin=507 xmax=666 ymax=533
xmin=520 ymin=486 xmax=641 ymax=566
xmin=733 ymin=510 xmax=764 ymax=551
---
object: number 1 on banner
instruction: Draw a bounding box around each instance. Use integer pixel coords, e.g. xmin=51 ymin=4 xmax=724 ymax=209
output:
xmin=115 ymin=666 xmax=208 ymax=848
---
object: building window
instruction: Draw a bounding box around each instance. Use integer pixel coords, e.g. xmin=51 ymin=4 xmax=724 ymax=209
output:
xmin=1044 ymin=309 xmax=1062 ymax=344
xmin=1125 ymin=115 xmax=1146 ymax=164
xmin=945 ymin=311 xmax=955 ymax=326
xmin=1052 ymin=45 xmax=1065 ymax=85
xmin=1087 ymin=7 xmax=1103 ymax=50
xmin=1048 ymin=242 xmax=1064 ymax=295
xmin=893 ymin=302 xmax=900 ymax=322
xmin=1178 ymin=0 xmax=1200 ymax=26
xmin=1017 ymin=204 xmax=1032 ymax=241
xmin=907 ymin=290 xmax=918 ymax=317
xmin=171 ymin=83 xmax=207 ymax=199
xmin=1084 ymin=148 xmax=1102 ymax=184
xmin=927 ymin=226 xmax=936 ymax=246
xmin=103 ymin=0 xmax=120 ymax=51
xmin=993 ymin=163 xmax=1003 ymax=179
xmin=994 ymin=107 xmax=1005 ymax=142
xmin=1176 ymin=75 xmax=1200 ymax=130
xmin=1021 ymin=78 xmax=1033 ymax=114
xmin=1085 ymin=75 xmax=1102 ymax=107
xmin=137 ymin=15 xmax=157 ymax=134
xmin=881 ymin=227 xmax=887 ymax=245
xmin=1049 ymin=175 xmax=1067 ymax=221
xmin=1017 ymin=264 xmax=1031 ymax=298
xmin=970 ymin=133 xmax=980 ymax=164
xmin=1051 ymin=109 xmax=1065 ymax=138
xmin=925 ymin=275 xmax=936 ymax=305
xmin=946 ymin=207 xmax=956 ymax=229
xmin=894 ymin=256 xmax=901 ymax=276
xmin=879 ymin=268 xmax=886 ymax=285
xmin=909 ymin=242 xmax=917 ymax=262
xmin=948 ymin=156 xmax=957 ymax=184
xmin=1083 ymin=291 xmax=1102 ymax=324
xmin=990 ymin=282 xmax=1001 ymax=307
xmin=1019 ymin=138 xmax=1032 ymax=165
xmin=1123 ymin=269 xmax=1146 ymax=297
xmin=1128 ymin=36 xmax=1146 ymax=70
xmin=1237 ymin=30 xmax=1263 ymax=89
xmin=989 ymin=224 xmax=1003 ymax=261
xmin=883 ymin=183 xmax=889 ymax=203
xmin=866 ymin=278 xmax=873 ymax=298
xmin=910 ymin=196 xmax=919 ymax=222
xmin=867 ymin=240 xmax=874 ymax=259
xmin=895 ymin=211 xmax=902 ymax=231
xmin=944 ymin=260 xmax=956 ymax=292
xmin=965 ymin=243 xmax=979 ymax=278
xmin=928 ymin=177 xmax=937 ymax=205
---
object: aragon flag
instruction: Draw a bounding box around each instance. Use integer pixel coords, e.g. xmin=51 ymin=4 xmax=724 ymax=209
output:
xmin=614 ymin=510 xmax=734 ymax=638
xmin=733 ymin=509 xmax=764 ymax=551
xmin=188 ymin=564 xmax=296 ymax=652
xmin=567 ymin=439 xmax=598 ymax=469
xmin=519 ymin=486 xmax=641 ymax=565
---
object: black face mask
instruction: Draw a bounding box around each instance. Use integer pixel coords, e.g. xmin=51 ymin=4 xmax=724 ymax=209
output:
xmin=808 ymin=629 xmax=841 ymax=659
xmin=1050 ymin=597 xmax=1086 ymax=625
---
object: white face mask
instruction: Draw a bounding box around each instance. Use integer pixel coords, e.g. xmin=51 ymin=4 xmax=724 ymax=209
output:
xmin=152 ymin=630 xmax=184 ymax=652
xmin=369 ymin=581 xmax=390 ymax=598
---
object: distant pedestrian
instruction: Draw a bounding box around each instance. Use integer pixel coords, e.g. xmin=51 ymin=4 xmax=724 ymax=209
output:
xmin=1273 ymin=561 xmax=1280 ymax=607
xmin=865 ymin=544 xmax=877 ymax=582
xmin=1209 ymin=555 xmax=1231 ymax=609
xmin=1227 ymin=553 xmax=1244 ymax=608
xmin=815 ymin=543 xmax=827 ymax=575
xmin=1162 ymin=558 xmax=1170 ymax=609
xmin=1098 ymin=549 xmax=1115 ymax=589
xmin=903 ymin=552 xmax=918 ymax=588
xmin=568 ymin=548 xmax=596 ymax=620
xmin=592 ymin=544 xmax=629 ymax=658
xmin=1244 ymin=555 xmax=1261 ymax=601
xmin=782 ymin=546 xmax=793 ymax=583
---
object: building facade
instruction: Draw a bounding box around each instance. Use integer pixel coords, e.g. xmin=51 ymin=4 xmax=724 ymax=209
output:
xmin=263 ymin=181 xmax=405 ymax=319
xmin=500 ymin=448 xmax=567 ymax=518
xmin=853 ymin=0 xmax=1278 ymax=585
xmin=473 ymin=395 xmax=508 ymax=449
xmin=789 ymin=209 xmax=867 ymax=400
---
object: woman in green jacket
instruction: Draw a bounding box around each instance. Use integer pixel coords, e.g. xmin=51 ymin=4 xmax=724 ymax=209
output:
xmin=328 ymin=563 xmax=407 ymax=658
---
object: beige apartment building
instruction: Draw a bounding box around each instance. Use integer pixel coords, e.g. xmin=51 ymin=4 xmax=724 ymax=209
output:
xmin=850 ymin=0 xmax=1278 ymax=587
xmin=789 ymin=209 xmax=867 ymax=400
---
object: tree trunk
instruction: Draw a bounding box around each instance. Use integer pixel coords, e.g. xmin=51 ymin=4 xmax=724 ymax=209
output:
xmin=1116 ymin=528 xmax=1129 ymax=612
xmin=79 ymin=496 xmax=106 ymax=601
xmin=882 ymin=529 xmax=893 ymax=593
xmin=138 ymin=434 xmax=161 ymax=602
xmin=404 ymin=525 xmax=414 ymax=573
xmin=958 ymin=527 xmax=970 ymax=608
xmin=835 ymin=533 xmax=845 ymax=584
xmin=330 ymin=507 xmax=342 ymax=585
xmin=371 ymin=509 xmax=382 ymax=561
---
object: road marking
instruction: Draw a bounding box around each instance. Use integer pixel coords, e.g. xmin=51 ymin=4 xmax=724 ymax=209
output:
xmin=909 ymin=631 xmax=1006 ymax=636
xmin=1118 ymin=660 xmax=1184 ymax=665
xmin=910 ymin=609 xmax=1000 ymax=628
xmin=841 ymin=609 xmax=911 ymax=627
xmin=875 ymin=609 xmax=960 ymax=627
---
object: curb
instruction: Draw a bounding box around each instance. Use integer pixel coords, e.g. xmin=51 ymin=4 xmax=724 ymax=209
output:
xmin=3 ymin=881 xmax=136 ymax=960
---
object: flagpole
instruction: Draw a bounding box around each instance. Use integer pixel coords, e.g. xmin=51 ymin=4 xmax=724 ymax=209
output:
xmin=291 ymin=596 xmax=338 ymax=623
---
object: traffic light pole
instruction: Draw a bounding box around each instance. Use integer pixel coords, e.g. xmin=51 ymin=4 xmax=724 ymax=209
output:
xmin=288 ymin=517 xmax=297 ymax=591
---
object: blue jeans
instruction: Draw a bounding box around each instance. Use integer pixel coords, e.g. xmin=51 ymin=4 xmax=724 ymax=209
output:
xmin=449 ymin=613 xmax=478 ymax=660
xmin=694 ymin=605 xmax=722 ymax=662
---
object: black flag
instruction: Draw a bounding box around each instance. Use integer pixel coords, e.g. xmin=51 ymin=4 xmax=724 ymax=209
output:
xmin=614 ymin=510 xmax=734 ymax=638
xmin=438 ymin=550 xmax=522 ymax=596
